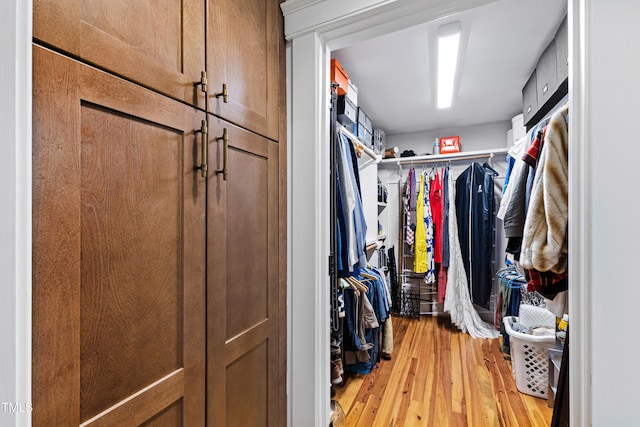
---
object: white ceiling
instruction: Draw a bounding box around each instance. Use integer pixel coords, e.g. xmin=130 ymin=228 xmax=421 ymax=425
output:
xmin=332 ymin=0 xmax=567 ymax=136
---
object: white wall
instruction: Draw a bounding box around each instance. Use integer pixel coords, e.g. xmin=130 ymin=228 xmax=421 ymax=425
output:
xmin=358 ymin=161 xmax=380 ymax=249
xmin=582 ymin=1 xmax=640 ymax=425
xmin=287 ymin=32 xmax=331 ymax=427
xmin=0 ymin=1 xmax=32 ymax=426
xmin=377 ymin=167 xmax=403 ymax=270
xmin=386 ymin=120 xmax=511 ymax=155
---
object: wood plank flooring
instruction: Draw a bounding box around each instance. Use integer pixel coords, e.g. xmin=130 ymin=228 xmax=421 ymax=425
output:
xmin=332 ymin=315 xmax=553 ymax=426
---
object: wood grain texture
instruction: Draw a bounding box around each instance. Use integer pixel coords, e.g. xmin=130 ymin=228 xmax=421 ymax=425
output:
xmin=277 ymin=1 xmax=288 ymax=423
xmin=206 ymin=0 xmax=280 ymax=140
xmin=34 ymin=0 xmax=287 ymax=424
xmin=33 ymin=45 xmax=206 ymax=426
xmin=32 ymin=41 xmax=82 ymax=427
xmin=334 ymin=316 xmax=553 ymax=427
xmin=206 ymin=115 xmax=280 ymax=426
xmin=79 ymin=370 xmax=184 ymax=427
xmin=34 ymin=0 xmax=206 ymax=109
xmin=79 ymin=104 xmax=183 ymax=420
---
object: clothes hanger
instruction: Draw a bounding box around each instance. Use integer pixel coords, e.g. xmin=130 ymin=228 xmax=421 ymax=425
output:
xmin=346 ymin=276 xmax=368 ymax=294
xmin=482 ymin=161 xmax=500 ymax=177
xmin=344 ymin=277 xmax=361 ymax=296
xmin=360 ymin=271 xmax=378 ymax=281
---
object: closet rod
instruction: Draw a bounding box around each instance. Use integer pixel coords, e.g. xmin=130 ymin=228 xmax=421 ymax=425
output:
xmin=338 ymin=125 xmax=382 ymax=163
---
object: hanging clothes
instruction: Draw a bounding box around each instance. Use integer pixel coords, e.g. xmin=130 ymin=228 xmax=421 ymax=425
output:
xmin=431 ymin=169 xmax=445 ymax=302
xmin=441 ymin=166 xmax=451 ymax=268
xmin=520 ymin=104 xmax=569 ymax=275
xmin=414 ymin=172 xmax=427 ymax=273
xmin=336 ymin=132 xmax=368 ymax=275
xmin=422 ymin=172 xmax=436 ymax=283
xmin=343 ymin=268 xmax=390 ymax=375
xmin=405 ymin=168 xmax=416 ymax=247
xmin=498 ymin=133 xmax=534 ymax=259
xmin=444 ymin=169 xmax=499 ymax=339
xmin=430 ymin=170 xmax=443 ymax=264
xmin=455 ymin=162 xmax=497 ymax=310
xmin=387 ymin=246 xmax=399 ymax=309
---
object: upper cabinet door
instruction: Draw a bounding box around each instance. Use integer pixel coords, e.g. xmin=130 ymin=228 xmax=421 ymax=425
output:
xmin=206 ymin=0 xmax=281 ymax=141
xmin=34 ymin=0 xmax=206 ymax=110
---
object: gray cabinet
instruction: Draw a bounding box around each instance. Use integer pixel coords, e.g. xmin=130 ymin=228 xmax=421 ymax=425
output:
xmin=522 ymin=71 xmax=538 ymax=125
xmin=555 ymin=16 xmax=569 ymax=83
xmin=522 ymin=14 xmax=568 ymax=128
xmin=536 ymin=41 xmax=558 ymax=107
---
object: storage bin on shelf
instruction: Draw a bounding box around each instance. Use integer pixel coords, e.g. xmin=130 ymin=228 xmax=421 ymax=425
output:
xmin=503 ymin=316 xmax=556 ymax=399
xmin=330 ymin=58 xmax=349 ymax=96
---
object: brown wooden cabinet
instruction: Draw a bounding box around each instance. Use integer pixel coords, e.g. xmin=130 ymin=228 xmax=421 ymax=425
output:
xmin=206 ymin=115 xmax=280 ymax=426
xmin=32 ymin=1 xmax=285 ymax=425
xmin=33 ymin=45 xmax=207 ymax=426
xmin=34 ymin=0 xmax=207 ymax=110
xmin=206 ymin=0 xmax=281 ymax=141
xmin=34 ymin=0 xmax=283 ymax=141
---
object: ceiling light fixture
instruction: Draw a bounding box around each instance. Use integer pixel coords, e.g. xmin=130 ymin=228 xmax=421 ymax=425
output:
xmin=437 ymin=22 xmax=462 ymax=109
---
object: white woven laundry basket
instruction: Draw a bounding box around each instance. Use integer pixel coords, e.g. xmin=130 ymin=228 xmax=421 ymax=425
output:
xmin=503 ymin=316 xmax=556 ymax=399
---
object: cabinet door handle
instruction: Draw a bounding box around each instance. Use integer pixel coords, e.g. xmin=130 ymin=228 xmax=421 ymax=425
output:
xmin=194 ymin=119 xmax=208 ymax=178
xmin=215 ymin=83 xmax=228 ymax=103
xmin=527 ymin=105 xmax=532 ymax=114
xmin=215 ymin=128 xmax=228 ymax=180
xmin=542 ymin=84 xmax=548 ymax=94
xmin=194 ymin=71 xmax=207 ymax=94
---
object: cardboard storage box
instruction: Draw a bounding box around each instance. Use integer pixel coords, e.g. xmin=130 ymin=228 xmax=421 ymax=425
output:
xmin=330 ymin=58 xmax=349 ymax=96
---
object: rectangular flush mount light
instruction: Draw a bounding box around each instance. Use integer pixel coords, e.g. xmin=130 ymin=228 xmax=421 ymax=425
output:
xmin=437 ymin=22 xmax=462 ymax=109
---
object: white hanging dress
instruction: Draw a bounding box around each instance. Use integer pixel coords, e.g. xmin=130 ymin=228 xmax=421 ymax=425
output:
xmin=444 ymin=170 xmax=499 ymax=339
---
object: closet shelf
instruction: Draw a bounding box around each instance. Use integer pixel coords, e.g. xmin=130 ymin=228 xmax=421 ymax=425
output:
xmin=378 ymin=148 xmax=508 ymax=166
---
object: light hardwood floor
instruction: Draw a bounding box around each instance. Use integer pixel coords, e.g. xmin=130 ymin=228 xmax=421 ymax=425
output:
xmin=332 ymin=315 xmax=553 ymax=426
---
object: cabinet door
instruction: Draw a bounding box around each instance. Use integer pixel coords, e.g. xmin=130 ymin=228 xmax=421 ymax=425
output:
xmin=522 ymin=71 xmax=538 ymax=125
xmin=33 ymin=45 xmax=206 ymax=426
xmin=535 ymin=40 xmax=558 ymax=108
xmin=206 ymin=0 xmax=281 ymax=141
xmin=555 ymin=15 xmax=569 ymax=84
xmin=34 ymin=0 xmax=206 ymax=109
xmin=206 ymin=115 xmax=281 ymax=426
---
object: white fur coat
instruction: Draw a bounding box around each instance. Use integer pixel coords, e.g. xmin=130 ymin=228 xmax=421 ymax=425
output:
xmin=520 ymin=105 xmax=569 ymax=274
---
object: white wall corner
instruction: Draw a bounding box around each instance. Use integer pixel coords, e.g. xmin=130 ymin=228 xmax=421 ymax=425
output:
xmin=288 ymin=32 xmax=331 ymax=427
xmin=568 ymin=1 xmax=591 ymax=426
